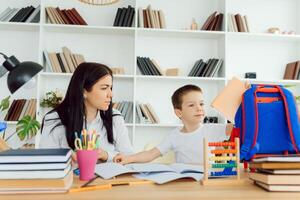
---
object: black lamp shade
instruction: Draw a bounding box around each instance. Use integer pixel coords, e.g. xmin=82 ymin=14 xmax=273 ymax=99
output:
xmin=7 ymin=61 xmax=43 ymax=94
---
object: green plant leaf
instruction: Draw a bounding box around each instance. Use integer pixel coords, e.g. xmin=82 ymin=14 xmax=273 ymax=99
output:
xmin=0 ymin=96 xmax=10 ymax=112
xmin=16 ymin=116 xmax=40 ymax=141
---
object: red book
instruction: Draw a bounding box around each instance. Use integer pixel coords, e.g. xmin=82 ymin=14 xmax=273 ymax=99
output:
xmin=70 ymin=8 xmax=87 ymax=25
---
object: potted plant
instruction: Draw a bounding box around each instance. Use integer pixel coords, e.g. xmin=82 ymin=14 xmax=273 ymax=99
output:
xmin=40 ymin=89 xmax=63 ymax=108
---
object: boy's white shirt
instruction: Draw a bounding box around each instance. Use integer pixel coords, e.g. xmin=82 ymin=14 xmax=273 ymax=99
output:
xmin=39 ymin=110 xmax=134 ymax=162
xmin=156 ymin=124 xmax=227 ymax=164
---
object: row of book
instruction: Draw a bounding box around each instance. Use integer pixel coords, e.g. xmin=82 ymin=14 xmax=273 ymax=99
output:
xmin=0 ymin=5 xmax=40 ymax=23
xmin=4 ymin=99 xmax=36 ymax=122
xmin=138 ymin=5 xmax=166 ymax=29
xmin=112 ymin=101 xmax=133 ymax=123
xmin=201 ymin=12 xmax=223 ymax=31
xmin=283 ymin=60 xmax=300 ymax=80
xmin=228 ymin=13 xmax=250 ymax=32
xmin=0 ymin=149 xmax=72 ymax=194
xmin=113 ymin=5 xmax=135 ymax=27
xmin=249 ymin=155 xmax=300 ymax=192
xmin=188 ymin=59 xmax=223 ymax=77
xmin=43 ymin=47 xmax=85 ymax=73
xmin=137 ymin=56 xmax=163 ymax=76
xmin=136 ymin=102 xmax=159 ymax=124
xmin=45 ymin=7 xmax=87 ymax=25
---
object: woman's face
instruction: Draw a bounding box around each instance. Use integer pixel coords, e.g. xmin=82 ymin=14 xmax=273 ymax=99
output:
xmin=84 ymin=74 xmax=113 ymax=111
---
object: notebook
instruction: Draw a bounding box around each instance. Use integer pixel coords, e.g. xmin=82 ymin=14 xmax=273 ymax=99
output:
xmin=258 ymin=169 xmax=300 ymax=175
xmin=0 ymin=164 xmax=71 ymax=179
xmin=0 ymin=148 xmax=72 ymax=163
xmin=255 ymin=181 xmax=300 ymax=192
xmin=253 ymin=155 xmax=300 ymax=163
xmin=211 ymin=77 xmax=247 ymax=122
xmin=249 ymin=162 xmax=300 ymax=169
xmin=0 ymin=170 xmax=73 ymax=193
xmin=0 ymin=158 xmax=71 ymax=171
xmin=249 ymin=172 xmax=300 ymax=185
xmin=95 ymin=163 xmax=203 ymax=183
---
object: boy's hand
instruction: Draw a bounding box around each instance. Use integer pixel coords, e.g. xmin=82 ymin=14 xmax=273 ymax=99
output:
xmin=113 ymin=153 xmax=130 ymax=165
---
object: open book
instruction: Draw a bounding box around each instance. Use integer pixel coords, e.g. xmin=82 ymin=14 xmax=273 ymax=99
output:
xmin=95 ymin=163 xmax=203 ymax=184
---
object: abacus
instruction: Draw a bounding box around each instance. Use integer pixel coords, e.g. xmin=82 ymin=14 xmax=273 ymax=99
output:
xmin=201 ymin=138 xmax=241 ymax=185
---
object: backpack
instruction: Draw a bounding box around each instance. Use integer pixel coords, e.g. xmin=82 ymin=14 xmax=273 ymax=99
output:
xmin=232 ymin=84 xmax=300 ymax=161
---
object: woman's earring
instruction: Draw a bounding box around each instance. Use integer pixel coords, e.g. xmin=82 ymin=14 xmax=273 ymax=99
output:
xmin=83 ymin=94 xmax=87 ymax=99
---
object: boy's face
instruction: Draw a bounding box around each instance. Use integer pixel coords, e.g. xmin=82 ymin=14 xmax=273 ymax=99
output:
xmin=174 ymin=91 xmax=205 ymax=124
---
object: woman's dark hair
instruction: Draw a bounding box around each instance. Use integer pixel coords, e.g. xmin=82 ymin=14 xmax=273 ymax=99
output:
xmin=41 ymin=62 xmax=114 ymax=149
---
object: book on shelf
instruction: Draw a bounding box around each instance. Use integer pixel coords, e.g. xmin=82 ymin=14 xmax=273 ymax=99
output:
xmin=137 ymin=5 xmax=166 ymax=29
xmin=137 ymin=56 xmax=163 ymax=76
xmin=201 ymin=12 xmax=223 ymax=31
xmin=283 ymin=60 xmax=300 ymax=80
xmin=0 ymin=5 xmax=40 ymax=23
xmin=188 ymin=58 xmax=222 ymax=77
xmin=4 ymin=99 xmax=36 ymax=121
xmin=227 ymin=13 xmax=250 ymax=32
xmin=45 ymin=7 xmax=87 ymax=25
xmin=113 ymin=5 xmax=135 ymax=27
xmin=44 ymin=47 xmax=85 ymax=73
xmin=112 ymin=101 xmax=133 ymax=123
xmin=95 ymin=162 xmax=203 ymax=184
xmin=135 ymin=102 xmax=159 ymax=124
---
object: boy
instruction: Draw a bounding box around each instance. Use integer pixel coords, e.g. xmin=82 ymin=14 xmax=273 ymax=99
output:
xmin=114 ymin=84 xmax=231 ymax=164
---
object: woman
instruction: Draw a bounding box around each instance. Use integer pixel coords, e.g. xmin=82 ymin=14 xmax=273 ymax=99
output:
xmin=39 ymin=62 xmax=133 ymax=162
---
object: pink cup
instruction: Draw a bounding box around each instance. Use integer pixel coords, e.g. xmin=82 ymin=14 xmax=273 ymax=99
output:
xmin=76 ymin=150 xmax=98 ymax=181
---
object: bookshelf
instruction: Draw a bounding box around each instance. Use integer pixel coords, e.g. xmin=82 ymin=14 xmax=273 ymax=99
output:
xmin=0 ymin=0 xmax=300 ymax=151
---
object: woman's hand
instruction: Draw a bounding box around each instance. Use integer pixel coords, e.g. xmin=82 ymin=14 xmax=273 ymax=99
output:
xmin=113 ymin=153 xmax=130 ymax=165
xmin=97 ymin=148 xmax=108 ymax=162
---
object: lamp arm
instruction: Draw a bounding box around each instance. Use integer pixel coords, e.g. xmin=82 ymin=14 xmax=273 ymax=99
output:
xmin=0 ymin=53 xmax=8 ymax=59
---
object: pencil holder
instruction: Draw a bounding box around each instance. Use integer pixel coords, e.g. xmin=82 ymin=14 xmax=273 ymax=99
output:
xmin=77 ymin=150 xmax=98 ymax=181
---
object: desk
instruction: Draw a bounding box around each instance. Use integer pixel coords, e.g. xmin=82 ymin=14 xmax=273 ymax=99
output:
xmin=2 ymin=172 xmax=300 ymax=200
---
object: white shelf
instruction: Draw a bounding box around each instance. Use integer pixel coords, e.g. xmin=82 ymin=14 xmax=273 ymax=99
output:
xmin=137 ymin=28 xmax=225 ymax=39
xmin=227 ymin=32 xmax=300 ymax=42
xmin=0 ymin=22 xmax=39 ymax=31
xmin=135 ymin=75 xmax=225 ymax=81
xmin=40 ymin=72 xmax=134 ymax=79
xmin=135 ymin=123 xmax=182 ymax=128
xmin=42 ymin=23 xmax=135 ymax=35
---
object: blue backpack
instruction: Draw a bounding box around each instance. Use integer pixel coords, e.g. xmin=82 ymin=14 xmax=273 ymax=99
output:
xmin=233 ymin=84 xmax=300 ymax=161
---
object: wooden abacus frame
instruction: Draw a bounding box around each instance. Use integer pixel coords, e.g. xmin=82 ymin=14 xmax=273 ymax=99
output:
xmin=201 ymin=138 xmax=242 ymax=185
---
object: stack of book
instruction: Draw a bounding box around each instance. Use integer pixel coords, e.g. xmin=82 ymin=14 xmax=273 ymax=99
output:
xmin=249 ymin=155 xmax=300 ymax=192
xmin=0 ymin=5 xmax=40 ymax=23
xmin=137 ymin=56 xmax=163 ymax=76
xmin=227 ymin=13 xmax=250 ymax=32
xmin=137 ymin=5 xmax=166 ymax=29
xmin=136 ymin=102 xmax=159 ymax=124
xmin=201 ymin=12 xmax=223 ymax=31
xmin=45 ymin=7 xmax=87 ymax=25
xmin=112 ymin=101 xmax=133 ymax=123
xmin=43 ymin=47 xmax=85 ymax=73
xmin=4 ymin=99 xmax=36 ymax=121
xmin=283 ymin=60 xmax=300 ymax=80
xmin=0 ymin=148 xmax=73 ymax=194
xmin=188 ymin=58 xmax=223 ymax=77
xmin=113 ymin=5 xmax=135 ymax=27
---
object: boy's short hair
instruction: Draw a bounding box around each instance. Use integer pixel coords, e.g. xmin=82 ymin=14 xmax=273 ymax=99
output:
xmin=171 ymin=84 xmax=202 ymax=109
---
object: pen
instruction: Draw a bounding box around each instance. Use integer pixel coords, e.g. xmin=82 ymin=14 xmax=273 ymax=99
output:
xmin=69 ymin=184 xmax=112 ymax=193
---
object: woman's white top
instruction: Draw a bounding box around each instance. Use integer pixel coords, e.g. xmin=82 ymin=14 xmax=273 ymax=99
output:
xmin=39 ymin=110 xmax=134 ymax=162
